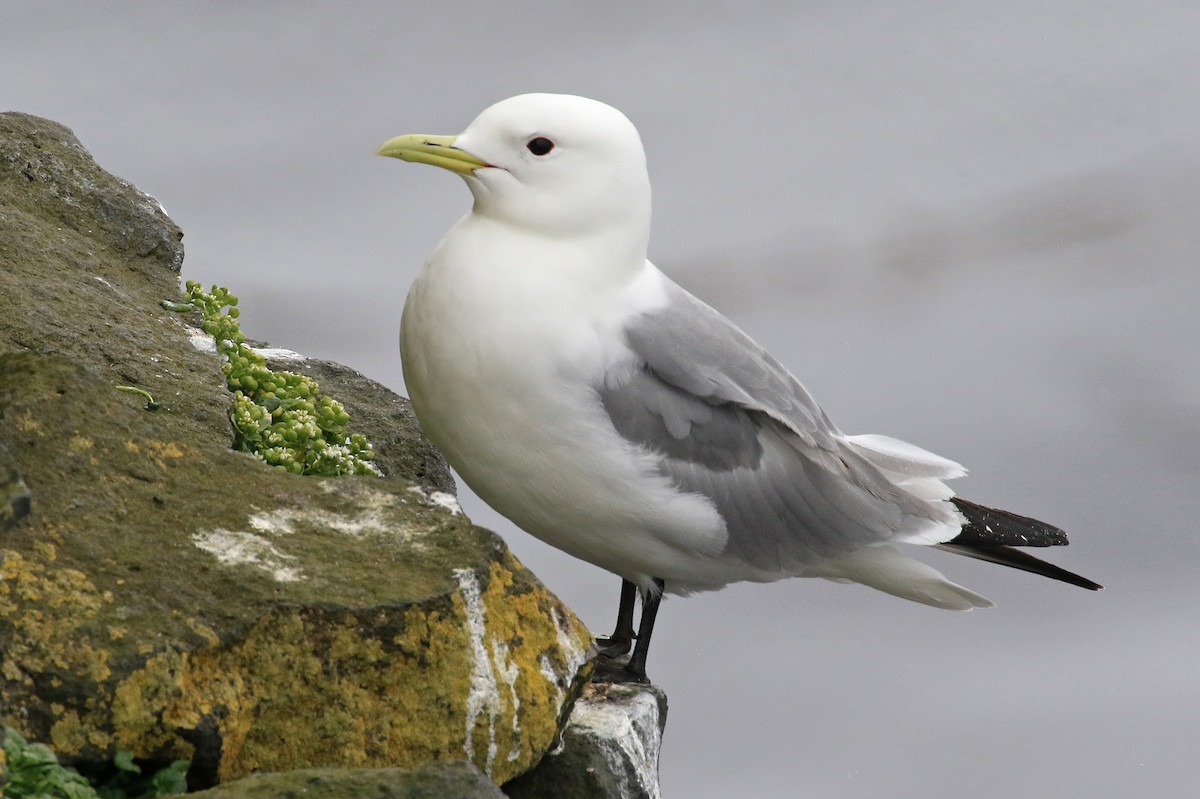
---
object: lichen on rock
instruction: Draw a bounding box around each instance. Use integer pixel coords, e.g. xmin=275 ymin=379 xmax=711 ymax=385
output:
xmin=0 ymin=111 xmax=595 ymax=790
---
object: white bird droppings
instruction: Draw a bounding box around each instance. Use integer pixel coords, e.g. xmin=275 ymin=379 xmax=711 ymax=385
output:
xmin=191 ymin=490 xmax=434 ymax=582
xmin=455 ymin=567 xmax=504 ymax=775
xmin=248 ymin=345 xmax=305 ymax=361
xmin=191 ymin=529 xmax=304 ymax=583
xmin=186 ymin=326 xmax=216 ymax=353
xmin=407 ymin=485 xmax=463 ymax=515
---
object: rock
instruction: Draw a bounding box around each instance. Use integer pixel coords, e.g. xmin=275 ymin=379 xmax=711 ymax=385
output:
xmin=0 ymin=112 xmax=226 ymax=447
xmin=0 ymin=112 xmax=593 ymax=789
xmin=188 ymin=760 xmax=505 ymax=799
xmin=0 ymin=441 xmax=31 ymax=533
xmin=503 ymin=682 xmax=667 ymax=799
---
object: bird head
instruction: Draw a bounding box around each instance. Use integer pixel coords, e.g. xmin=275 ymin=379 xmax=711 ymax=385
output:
xmin=378 ymin=93 xmax=652 ymax=241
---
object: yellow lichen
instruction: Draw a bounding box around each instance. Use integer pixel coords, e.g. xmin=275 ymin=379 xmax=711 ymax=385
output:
xmin=1 ymin=549 xmax=119 ymax=754
xmin=15 ymin=411 xmax=44 ymax=435
xmin=140 ymin=439 xmax=188 ymax=470
xmin=470 ymin=556 xmax=592 ymax=781
xmin=68 ymin=434 xmax=94 ymax=453
xmin=5 ymin=540 xmax=590 ymax=786
xmin=109 ymin=603 xmax=472 ymax=780
xmin=111 ymin=648 xmax=194 ymax=758
xmin=49 ymin=706 xmax=112 ymax=754
xmin=33 ymin=541 xmax=58 ymax=562
xmin=0 ymin=550 xmax=112 ymax=685
xmin=148 ymin=440 xmax=185 ymax=459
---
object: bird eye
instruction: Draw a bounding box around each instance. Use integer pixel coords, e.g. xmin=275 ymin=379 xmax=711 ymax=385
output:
xmin=526 ymin=137 xmax=555 ymax=156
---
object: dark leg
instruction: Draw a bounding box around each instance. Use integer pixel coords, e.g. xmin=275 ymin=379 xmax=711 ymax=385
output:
xmin=623 ymin=578 xmax=664 ymax=683
xmin=595 ymin=579 xmax=637 ymax=658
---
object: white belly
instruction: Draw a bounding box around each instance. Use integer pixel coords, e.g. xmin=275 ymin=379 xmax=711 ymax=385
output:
xmin=399 ymin=222 xmax=727 ymax=587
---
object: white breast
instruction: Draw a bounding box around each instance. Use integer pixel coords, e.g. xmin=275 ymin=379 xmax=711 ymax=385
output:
xmin=400 ymin=215 xmax=727 ymax=585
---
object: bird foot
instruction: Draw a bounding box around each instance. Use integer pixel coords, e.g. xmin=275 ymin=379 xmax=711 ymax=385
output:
xmin=594 ymin=632 xmax=634 ymax=659
xmin=591 ymin=654 xmax=649 ymax=685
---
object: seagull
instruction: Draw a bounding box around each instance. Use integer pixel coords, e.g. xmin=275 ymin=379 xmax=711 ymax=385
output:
xmin=377 ymin=93 xmax=1100 ymax=683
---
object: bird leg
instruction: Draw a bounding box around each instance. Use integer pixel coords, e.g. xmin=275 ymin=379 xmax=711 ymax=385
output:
xmin=623 ymin=579 xmax=663 ymax=683
xmin=593 ymin=578 xmax=664 ymax=684
xmin=595 ymin=579 xmax=638 ymax=658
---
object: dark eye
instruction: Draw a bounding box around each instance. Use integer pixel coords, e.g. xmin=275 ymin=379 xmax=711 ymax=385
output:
xmin=526 ymin=137 xmax=555 ymax=156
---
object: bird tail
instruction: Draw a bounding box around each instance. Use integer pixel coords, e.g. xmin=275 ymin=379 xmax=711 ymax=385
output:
xmin=808 ymin=546 xmax=994 ymax=611
xmin=941 ymin=497 xmax=1102 ymax=590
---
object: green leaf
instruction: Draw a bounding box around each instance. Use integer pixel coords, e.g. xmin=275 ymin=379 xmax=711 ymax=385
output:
xmin=149 ymin=760 xmax=191 ymax=796
xmin=112 ymin=749 xmax=141 ymax=775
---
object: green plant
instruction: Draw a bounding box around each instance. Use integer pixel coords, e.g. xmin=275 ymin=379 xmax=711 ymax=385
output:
xmin=3 ymin=728 xmax=190 ymax=798
xmin=4 ymin=727 xmax=96 ymax=798
xmin=86 ymin=749 xmax=189 ymax=798
xmin=165 ymin=282 xmax=381 ymax=476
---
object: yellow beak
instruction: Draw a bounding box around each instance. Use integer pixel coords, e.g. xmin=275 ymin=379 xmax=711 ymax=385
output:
xmin=375 ymin=134 xmax=489 ymax=175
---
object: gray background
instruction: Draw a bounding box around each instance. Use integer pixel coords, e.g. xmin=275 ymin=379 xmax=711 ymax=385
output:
xmin=5 ymin=2 xmax=1199 ymax=796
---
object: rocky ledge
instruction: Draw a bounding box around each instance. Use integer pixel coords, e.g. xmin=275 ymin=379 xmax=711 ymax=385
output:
xmin=0 ymin=112 xmax=665 ymax=797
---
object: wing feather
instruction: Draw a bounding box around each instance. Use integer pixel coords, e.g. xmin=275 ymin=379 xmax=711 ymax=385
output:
xmin=598 ymin=282 xmax=962 ymax=571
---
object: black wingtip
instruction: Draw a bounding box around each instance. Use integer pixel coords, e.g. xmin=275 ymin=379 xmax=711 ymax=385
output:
xmin=949 ymin=497 xmax=1072 ymax=547
xmin=938 ymin=542 xmax=1103 ymax=591
xmin=943 ymin=497 xmax=1101 ymax=590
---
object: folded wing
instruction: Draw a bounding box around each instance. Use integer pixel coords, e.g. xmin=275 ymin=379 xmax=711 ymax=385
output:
xmin=600 ymin=279 xmax=964 ymax=573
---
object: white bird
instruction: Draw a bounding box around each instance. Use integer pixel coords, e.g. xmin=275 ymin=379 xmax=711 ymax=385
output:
xmin=377 ymin=93 xmax=1100 ymax=682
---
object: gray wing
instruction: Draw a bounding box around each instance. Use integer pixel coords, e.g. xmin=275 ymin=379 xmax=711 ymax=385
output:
xmin=616 ymin=281 xmax=842 ymax=452
xmin=598 ymin=281 xmax=948 ymax=571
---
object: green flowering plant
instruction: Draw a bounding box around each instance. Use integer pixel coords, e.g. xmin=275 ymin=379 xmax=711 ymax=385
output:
xmin=166 ymin=282 xmax=381 ymax=477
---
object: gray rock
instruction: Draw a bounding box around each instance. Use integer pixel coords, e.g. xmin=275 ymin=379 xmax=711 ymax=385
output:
xmin=0 ymin=110 xmax=229 ymax=446
xmin=504 ymin=682 xmax=668 ymax=799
